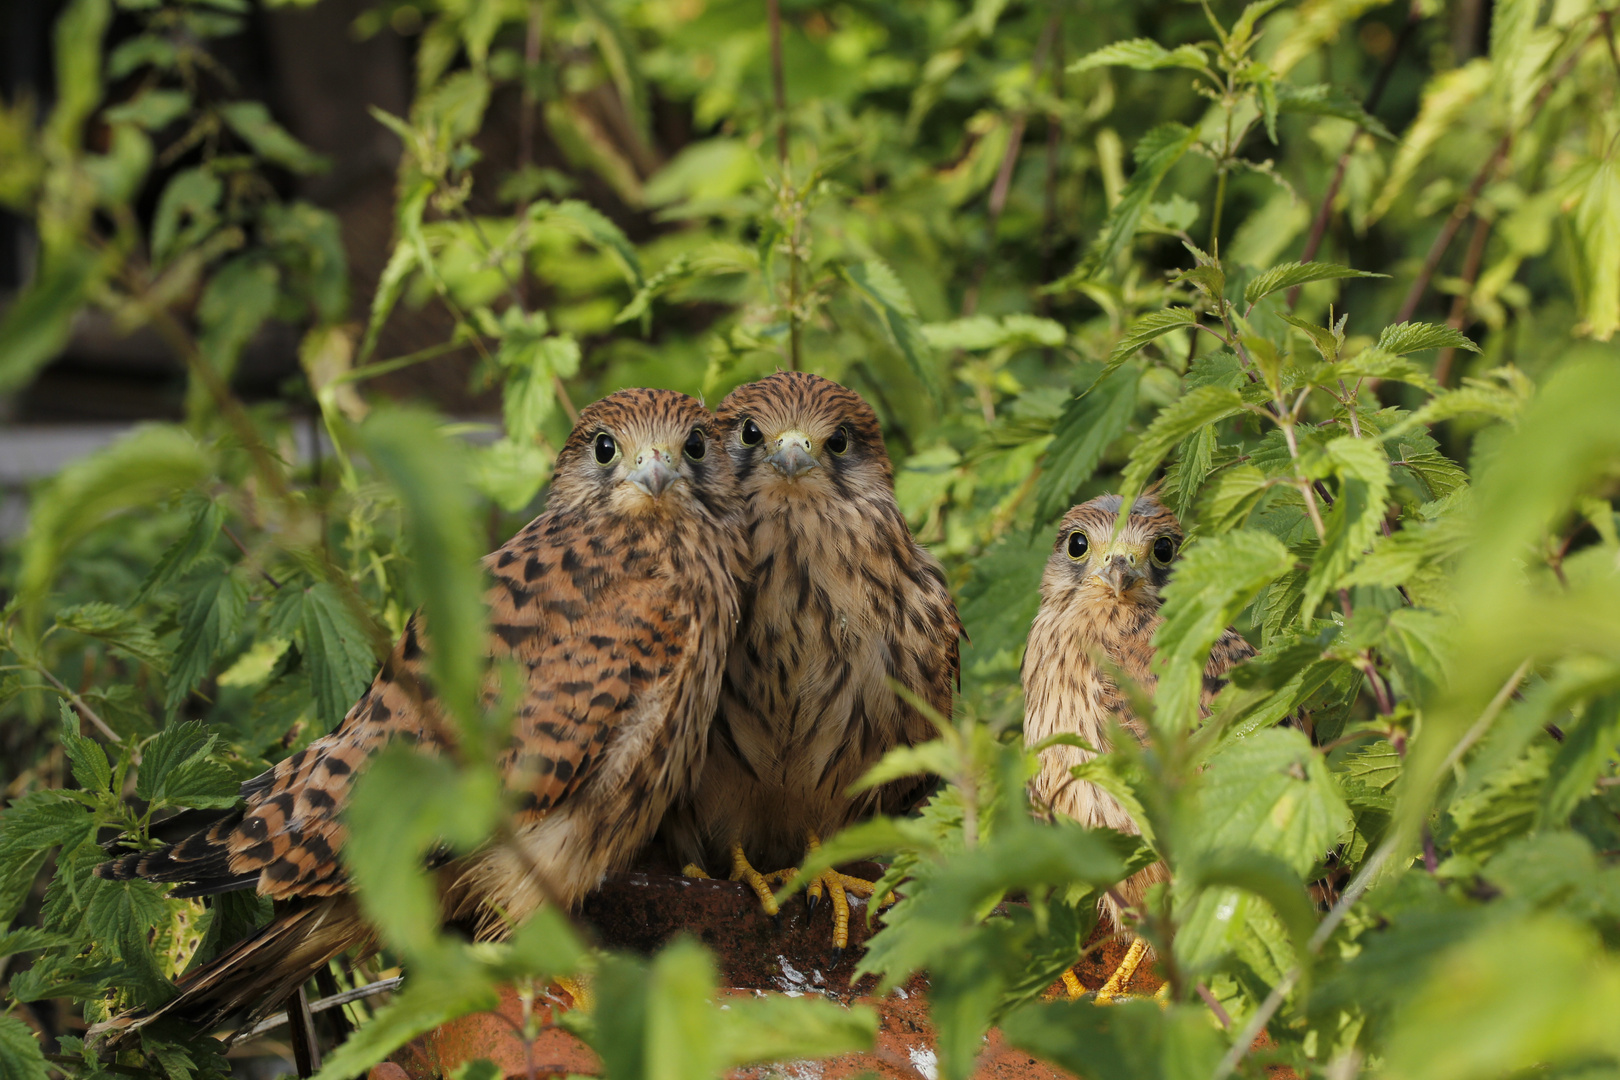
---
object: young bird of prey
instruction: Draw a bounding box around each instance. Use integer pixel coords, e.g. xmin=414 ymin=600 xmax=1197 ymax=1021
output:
xmin=92 ymin=388 xmax=745 ymax=1046
xmin=1023 ymin=492 xmax=1254 ymax=1000
xmin=662 ymin=371 xmax=961 ymax=959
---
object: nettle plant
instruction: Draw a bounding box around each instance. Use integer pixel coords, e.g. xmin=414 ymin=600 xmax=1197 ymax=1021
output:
xmin=3 ymin=0 xmax=1620 ymax=1078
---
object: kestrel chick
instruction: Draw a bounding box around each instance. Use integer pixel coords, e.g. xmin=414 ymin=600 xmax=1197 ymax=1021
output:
xmin=93 ymin=388 xmax=745 ymax=1045
xmin=1023 ymin=492 xmax=1254 ymax=1000
xmin=662 ymin=371 xmax=961 ymax=959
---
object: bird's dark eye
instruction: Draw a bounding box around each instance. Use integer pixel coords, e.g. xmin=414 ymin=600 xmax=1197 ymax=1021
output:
xmin=1067 ymin=531 xmax=1089 ymax=560
xmin=740 ymin=418 xmax=764 ymax=446
xmin=593 ymin=432 xmax=618 ymax=465
xmin=1152 ymin=536 xmax=1177 ymax=565
xmin=684 ymin=428 xmax=706 ymax=461
xmin=827 ymin=425 xmax=850 ymax=455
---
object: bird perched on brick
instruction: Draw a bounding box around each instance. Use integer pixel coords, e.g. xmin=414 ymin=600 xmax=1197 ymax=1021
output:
xmin=92 ymin=388 xmax=746 ymax=1047
xmin=1023 ymin=492 xmax=1254 ymax=1000
xmin=662 ymin=371 xmax=961 ymax=960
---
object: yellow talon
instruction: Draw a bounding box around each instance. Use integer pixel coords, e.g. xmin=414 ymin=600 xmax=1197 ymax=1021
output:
xmin=1094 ymin=937 xmax=1149 ymax=1004
xmin=682 ymin=863 xmax=711 ymax=879
xmin=729 ymin=841 xmax=779 ymax=917
xmin=1062 ymin=969 xmax=1085 ymax=1000
xmin=554 ymin=973 xmax=593 ymax=1013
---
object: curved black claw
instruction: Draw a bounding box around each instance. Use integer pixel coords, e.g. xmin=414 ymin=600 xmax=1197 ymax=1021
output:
xmin=771 ymin=911 xmax=783 ymax=932
xmin=806 ymin=891 xmax=820 ymax=916
xmin=828 ymin=945 xmax=844 ymax=970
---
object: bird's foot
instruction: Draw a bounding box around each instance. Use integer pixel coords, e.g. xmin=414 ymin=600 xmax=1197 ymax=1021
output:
xmin=799 ymin=834 xmax=898 ymax=967
xmin=726 ymin=841 xmax=783 ymax=920
xmin=1092 ymin=937 xmax=1149 ymax=1005
xmin=552 ymin=974 xmax=594 ymax=1013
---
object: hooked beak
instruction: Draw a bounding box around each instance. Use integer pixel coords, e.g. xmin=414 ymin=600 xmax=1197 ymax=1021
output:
xmin=1096 ymin=550 xmax=1148 ymax=598
xmin=766 ymin=430 xmax=817 ymax=478
xmin=626 ymin=447 xmax=678 ymax=498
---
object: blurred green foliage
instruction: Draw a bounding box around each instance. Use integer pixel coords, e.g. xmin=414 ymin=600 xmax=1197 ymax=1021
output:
xmin=3 ymin=0 xmax=1620 ymax=1077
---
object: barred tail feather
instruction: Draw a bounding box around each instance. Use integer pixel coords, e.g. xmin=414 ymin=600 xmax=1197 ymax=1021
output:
xmin=88 ymin=897 xmax=370 ymax=1053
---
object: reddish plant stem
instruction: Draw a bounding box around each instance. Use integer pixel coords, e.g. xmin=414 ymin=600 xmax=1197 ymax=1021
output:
xmin=962 ymin=11 xmax=1060 ymax=317
xmin=1432 ymin=213 xmax=1493 ymax=387
xmin=1287 ymin=2 xmax=1422 ymax=309
xmin=767 ymin=0 xmax=788 ymax=172
xmin=1037 ymin=11 xmax=1064 ymax=310
xmin=1396 ymin=29 xmax=1598 ymax=323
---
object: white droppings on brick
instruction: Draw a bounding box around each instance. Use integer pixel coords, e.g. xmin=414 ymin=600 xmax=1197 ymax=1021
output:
xmin=909 ymin=1047 xmax=938 ymax=1080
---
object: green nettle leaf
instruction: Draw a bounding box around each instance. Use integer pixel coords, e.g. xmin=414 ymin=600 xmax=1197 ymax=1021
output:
xmin=1573 ymin=154 xmax=1620 ymax=341
xmin=1068 ymin=122 xmax=1198 ymax=282
xmin=1274 ymin=82 xmax=1395 ymax=141
xmin=1376 ymin=321 xmax=1482 ymax=356
xmin=1153 ymin=530 xmax=1293 ymax=727
xmin=137 ymin=722 xmax=237 ymax=809
xmin=0 ymin=1014 xmax=49 ymax=1080
xmin=1380 ymin=607 xmax=1451 ymax=701
xmin=958 ymin=533 xmax=1051 ymax=668
xmin=1069 ymin=38 xmax=1209 ymax=74
xmin=83 ymin=875 xmax=173 ymax=997
xmin=166 ymin=558 xmax=249 ymax=712
xmin=529 ymin=199 xmax=645 ymax=291
xmin=1381 ymin=916 xmax=1620 ymax=1080
xmin=360 ymin=409 xmax=485 ymax=733
xmin=1194 ymin=727 xmax=1353 ymax=873
xmin=1197 ymin=464 xmax=1270 ymax=534
xmin=498 ymin=329 xmax=580 ymax=444
xmin=104 ymin=88 xmax=190 ymax=131
xmin=921 ymin=314 xmax=1066 ymax=351
xmin=1181 ymin=847 xmax=1317 ymax=973
xmin=1540 ymin=693 xmax=1620 ymax=829
xmin=0 ymin=248 xmax=104 ymax=396
xmin=1369 ymin=59 xmax=1492 ymax=224
xmin=345 ymin=750 xmax=504 ymax=957
xmin=1303 ymin=436 xmax=1392 ymax=617
xmin=197 ymin=255 xmax=281 ymax=388
xmin=218 ymin=100 xmax=328 ymax=174
xmin=1101 ymin=307 xmax=1198 ymax=377
xmin=1332 ymin=349 xmax=1441 ymax=393
xmin=139 ymin=494 xmax=225 ymax=601
xmin=55 ymin=600 xmax=171 ymax=673
xmin=58 ymin=701 xmax=112 ymax=794
xmin=300 ymin=581 xmax=381 ymax=731
xmin=310 ymin=969 xmax=499 ymax=1080
xmin=150 ymin=167 xmax=223 ymax=265
xmin=1002 ymin=1000 xmax=1225 ymax=1080
xmin=1034 ymin=366 xmax=1139 ymax=525
xmin=1243 ymin=261 xmax=1384 ymax=307
xmin=0 ymin=793 xmax=96 ymax=922
xmin=719 ymin=993 xmax=878 ymax=1066
xmin=839 ymin=258 xmax=938 ymax=398
xmin=1120 ymin=385 xmax=1248 ymax=503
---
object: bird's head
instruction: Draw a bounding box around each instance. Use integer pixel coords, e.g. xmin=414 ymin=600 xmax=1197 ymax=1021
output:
xmin=548 ymin=388 xmax=733 ymax=521
xmin=1046 ymin=493 xmax=1183 ymax=609
xmin=715 ymin=371 xmax=893 ymax=505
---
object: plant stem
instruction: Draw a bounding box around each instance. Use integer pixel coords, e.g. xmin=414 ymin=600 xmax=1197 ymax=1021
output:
xmin=963 ymin=11 xmax=1060 ymax=317
xmin=515 ymin=0 xmax=544 ymax=308
xmin=1037 ymin=11 xmax=1064 ymax=310
xmin=1288 ymin=1 xmax=1421 ymax=308
xmin=35 ymin=663 xmax=123 ymax=746
xmin=1396 ymin=28 xmax=1597 ymax=323
xmin=1433 ymin=213 xmax=1492 ymax=387
xmin=1212 ymin=659 xmax=1531 ymax=1080
xmin=767 ymin=0 xmax=788 ymax=172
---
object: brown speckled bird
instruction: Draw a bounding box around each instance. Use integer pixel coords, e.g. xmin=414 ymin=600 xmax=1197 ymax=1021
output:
xmin=1023 ymin=492 xmax=1254 ymax=1000
xmin=93 ymin=388 xmax=745 ymax=1045
xmin=662 ymin=372 xmax=961 ymax=958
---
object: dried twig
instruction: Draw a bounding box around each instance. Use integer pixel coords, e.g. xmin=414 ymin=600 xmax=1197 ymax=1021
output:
xmin=1433 ymin=213 xmax=1492 ymax=387
xmin=237 ymin=976 xmax=405 ymax=1040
